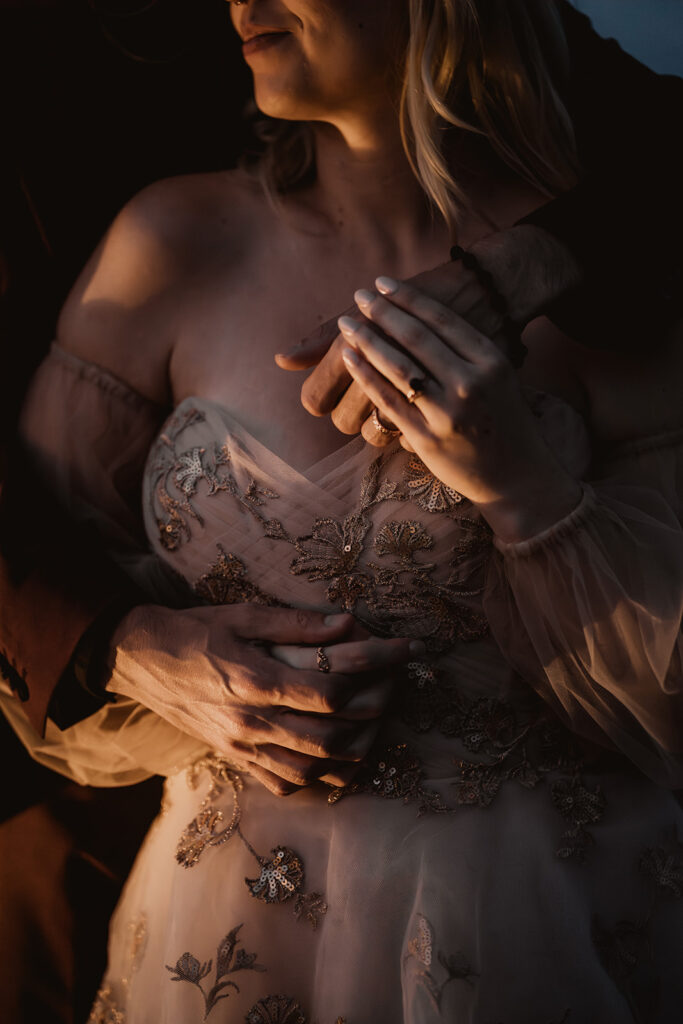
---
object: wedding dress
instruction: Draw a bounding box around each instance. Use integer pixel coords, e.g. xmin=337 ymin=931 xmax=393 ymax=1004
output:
xmin=2 ymin=343 xmax=682 ymax=1024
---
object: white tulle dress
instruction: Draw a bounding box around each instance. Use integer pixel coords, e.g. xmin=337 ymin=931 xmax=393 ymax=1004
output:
xmin=2 ymin=343 xmax=682 ymax=1024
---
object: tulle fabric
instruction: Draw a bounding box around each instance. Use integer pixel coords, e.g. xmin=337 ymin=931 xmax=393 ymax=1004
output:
xmin=5 ymin=344 xmax=683 ymax=1023
xmin=12 ymin=344 xmax=683 ymax=789
xmin=486 ymin=452 xmax=683 ymax=786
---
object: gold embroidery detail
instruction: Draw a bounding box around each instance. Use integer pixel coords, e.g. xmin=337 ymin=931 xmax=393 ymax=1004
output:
xmin=177 ymin=757 xmax=327 ymax=927
xmin=289 ymin=457 xmax=489 ymax=651
xmin=245 ymin=995 xmax=307 ymax=1024
xmin=404 ymin=457 xmax=464 ymax=513
xmin=405 ymin=914 xmax=477 ymax=1012
xmin=87 ymin=986 xmax=125 ymax=1024
xmin=149 ymin=407 xmax=281 ymax=551
xmin=195 ymin=546 xmax=286 ymax=607
xmin=328 ymin=743 xmax=448 ymax=816
xmin=176 ymin=758 xmax=243 ymax=868
xmin=87 ymin=914 xmax=147 ymax=1023
xmin=166 ymin=924 xmax=265 ymax=1019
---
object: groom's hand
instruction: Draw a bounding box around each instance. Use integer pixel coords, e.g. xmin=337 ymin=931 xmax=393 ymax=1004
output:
xmin=275 ymin=225 xmax=581 ymax=445
xmin=106 ymin=603 xmax=421 ymax=796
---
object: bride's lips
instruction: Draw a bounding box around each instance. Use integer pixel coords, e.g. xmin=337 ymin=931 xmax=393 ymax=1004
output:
xmin=242 ymin=31 xmax=291 ymax=57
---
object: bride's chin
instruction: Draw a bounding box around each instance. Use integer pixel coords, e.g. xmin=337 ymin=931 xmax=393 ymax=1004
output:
xmin=253 ymin=86 xmax=313 ymax=123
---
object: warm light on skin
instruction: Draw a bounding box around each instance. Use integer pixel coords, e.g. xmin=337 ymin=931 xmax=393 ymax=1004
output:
xmin=80 ymin=204 xmax=176 ymax=312
xmin=229 ymin=0 xmax=408 ymax=150
xmin=229 ymin=0 xmax=443 ymax=249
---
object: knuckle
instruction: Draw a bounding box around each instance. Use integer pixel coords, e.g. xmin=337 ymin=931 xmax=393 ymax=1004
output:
xmin=295 ymin=608 xmax=311 ymax=629
xmin=431 ymin=307 xmax=451 ymax=331
xmin=348 ymin=652 xmax=372 ymax=673
xmin=458 ymin=376 xmax=482 ymax=403
xmin=332 ymin=403 xmax=363 ymax=435
xmin=317 ymin=685 xmax=346 ymax=714
xmin=228 ymin=708 xmax=251 ymax=735
xmin=404 ymin=322 xmax=425 ymax=347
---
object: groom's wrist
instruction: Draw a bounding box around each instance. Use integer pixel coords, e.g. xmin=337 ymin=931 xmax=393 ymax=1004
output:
xmin=470 ymin=225 xmax=583 ymax=325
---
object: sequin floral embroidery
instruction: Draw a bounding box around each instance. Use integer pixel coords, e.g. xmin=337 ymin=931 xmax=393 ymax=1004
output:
xmin=176 ymin=756 xmax=327 ymax=929
xmin=405 ymin=915 xmax=477 ymax=1012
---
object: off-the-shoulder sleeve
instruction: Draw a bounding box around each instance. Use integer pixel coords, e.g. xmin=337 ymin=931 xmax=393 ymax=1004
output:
xmin=0 ymin=344 xmax=206 ymax=783
xmin=19 ymin=343 xmax=184 ymax=599
xmin=484 ymin=429 xmax=683 ymax=786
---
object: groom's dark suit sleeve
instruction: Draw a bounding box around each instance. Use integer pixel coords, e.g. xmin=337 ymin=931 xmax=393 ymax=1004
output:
xmin=0 ymin=166 xmax=140 ymax=738
xmin=1 ymin=2 xmax=681 ymax=734
xmin=520 ymin=1 xmax=682 ymax=348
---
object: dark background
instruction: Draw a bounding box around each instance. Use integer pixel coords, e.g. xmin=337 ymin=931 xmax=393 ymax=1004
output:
xmin=0 ymin=3 xmax=680 ymax=1022
xmin=0 ymin=5 xmax=254 ymax=1021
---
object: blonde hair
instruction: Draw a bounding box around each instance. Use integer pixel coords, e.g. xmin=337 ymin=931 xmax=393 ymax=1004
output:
xmin=245 ymin=0 xmax=578 ymax=233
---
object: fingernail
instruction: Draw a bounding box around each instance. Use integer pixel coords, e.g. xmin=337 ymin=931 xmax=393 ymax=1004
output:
xmin=376 ymin=276 xmax=398 ymax=295
xmin=338 ymin=315 xmax=360 ymax=335
xmin=354 ymin=288 xmax=375 ymax=307
xmin=409 ymin=640 xmax=427 ymax=655
xmin=324 ymin=613 xmax=349 ymax=625
xmin=341 ymin=346 xmax=360 ymax=367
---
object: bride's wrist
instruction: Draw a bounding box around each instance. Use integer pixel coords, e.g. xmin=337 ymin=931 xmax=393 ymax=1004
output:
xmin=475 ymin=472 xmax=584 ymax=545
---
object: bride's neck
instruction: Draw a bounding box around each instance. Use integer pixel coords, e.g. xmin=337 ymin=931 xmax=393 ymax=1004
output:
xmin=306 ymin=121 xmax=448 ymax=257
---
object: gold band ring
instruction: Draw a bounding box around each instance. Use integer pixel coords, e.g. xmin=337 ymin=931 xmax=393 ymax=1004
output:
xmin=371 ymin=408 xmax=400 ymax=437
xmin=316 ymin=646 xmax=331 ymax=673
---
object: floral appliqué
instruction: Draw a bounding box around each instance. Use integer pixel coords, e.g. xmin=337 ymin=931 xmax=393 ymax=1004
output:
xmin=328 ymin=743 xmax=448 ymax=816
xmin=405 ymin=915 xmax=477 ymax=1012
xmin=290 ymin=456 xmax=489 ymax=651
xmin=245 ymin=997 xmax=346 ymax=1024
xmin=166 ymin=923 xmax=265 ymax=1019
xmin=591 ymin=828 xmax=682 ymax=1019
xmin=149 ymin=407 xmax=281 ymax=552
xmin=177 ymin=756 xmax=327 ymax=929
xmin=404 ymin=457 xmax=464 ymax=514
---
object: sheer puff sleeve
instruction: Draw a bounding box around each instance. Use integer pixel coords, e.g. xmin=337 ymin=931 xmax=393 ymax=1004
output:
xmin=484 ymin=429 xmax=683 ymax=787
xmin=0 ymin=344 xmax=208 ymax=785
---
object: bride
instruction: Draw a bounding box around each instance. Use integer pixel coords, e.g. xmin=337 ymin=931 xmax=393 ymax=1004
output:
xmin=7 ymin=0 xmax=683 ymax=1021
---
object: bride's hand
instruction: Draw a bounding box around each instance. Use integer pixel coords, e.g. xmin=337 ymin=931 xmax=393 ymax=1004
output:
xmin=339 ymin=277 xmax=582 ymax=543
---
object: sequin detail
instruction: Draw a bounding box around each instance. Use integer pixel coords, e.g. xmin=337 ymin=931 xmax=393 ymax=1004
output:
xmin=328 ymin=743 xmax=448 ymax=816
xmin=639 ymin=829 xmax=683 ymax=898
xmin=195 ymin=546 xmax=285 ymax=607
xmin=405 ymin=915 xmax=477 ymax=1012
xmin=148 ymin=407 xmax=281 ymax=551
xmin=152 ymin=415 xmax=490 ymax=652
xmin=166 ymin=924 xmax=265 ymax=1019
xmin=245 ymin=996 xmax=307 ymax=1024
xmin=176 ymin=757 xmax=327 ymax=928
xmin=176 ymin=758 xmax=243 ymax=868
xmin=87 ymin=914 xmax=147 ymax=1023
xmin=289 ymin=456 xmax=489 ymax=651
xmin=87 ymin=987 xmax=125 ymax=1024
xmin=246 ymin=846 xmax=304 ymax=903
xmin=404 ymin=457 xmax=465 ymax=513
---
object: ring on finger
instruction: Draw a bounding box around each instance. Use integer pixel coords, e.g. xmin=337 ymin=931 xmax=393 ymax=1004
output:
xmin=405 ymin=376 xmax=428 ymax=404
xmin=371 ymin=407 xmax=401 ymax=437
xmin=316 ymin=646 xmax=331 ymax=673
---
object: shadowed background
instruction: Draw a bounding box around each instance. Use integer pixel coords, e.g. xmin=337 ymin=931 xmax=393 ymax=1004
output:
xmin=0 ymin=2 xmax=680 ymax=1022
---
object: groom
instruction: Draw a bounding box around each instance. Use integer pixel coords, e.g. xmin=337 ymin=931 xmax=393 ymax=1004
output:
xmin=3 ymin=0 xmax=681 ymax=747
xmin=0 ymin=4 xmax=680 ymax=1020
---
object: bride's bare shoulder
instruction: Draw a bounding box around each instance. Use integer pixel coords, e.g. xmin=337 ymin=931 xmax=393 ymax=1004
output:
xmin=57 ymin=168 xmax=264 ymax=405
